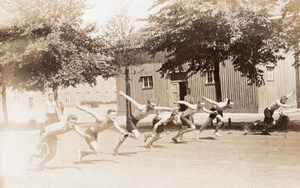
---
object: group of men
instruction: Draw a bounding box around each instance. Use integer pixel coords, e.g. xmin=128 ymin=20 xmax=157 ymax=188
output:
xmin=30 ymin=89 xmax=295 ymax=170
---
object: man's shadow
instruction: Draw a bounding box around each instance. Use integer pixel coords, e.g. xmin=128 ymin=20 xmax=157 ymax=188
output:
xmin=196 ymin=137 xmax=217 ymax=140
xmin=74 ymin=159 xmax=119 ymax=165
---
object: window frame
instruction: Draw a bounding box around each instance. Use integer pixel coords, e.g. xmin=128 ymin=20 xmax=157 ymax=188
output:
xmin=205 ymin=70 xmax=215 ymax=85
xmin=266 ymin=66 xmax=275 ymax=81
xmin=141 ymin=75 xmax=154 ymax=89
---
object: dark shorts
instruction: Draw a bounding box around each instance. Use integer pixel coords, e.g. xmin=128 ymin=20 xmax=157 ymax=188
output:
xmin=209 ymin=108 xmax=223 ymax=119
xmin=264 ymin=108 xmax=274 ymax=124
xmin=180 ymin=114 xmax=194 ymax=127
xmin=85 ymin=128 xmax=98 ymax=143
xmin=126 ymin=114 xmax=139 ymax=133
xmin=152 ymin=116 xmax=164 ymax=133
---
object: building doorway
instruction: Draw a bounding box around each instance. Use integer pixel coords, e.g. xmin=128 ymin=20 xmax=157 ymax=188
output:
xmin=169 ymin=81 xmax=188 ymax=111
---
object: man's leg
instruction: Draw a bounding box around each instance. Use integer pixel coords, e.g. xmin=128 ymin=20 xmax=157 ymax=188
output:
xmin=214 ymin=115 xmax=224 ymax=137
xmin=262 ymin=109 xmax=274 ymax=135
xmin=144 ymin=132 xmax=153 ymax=143
xmin=196 ymin=118 xmax=212 ymax=139
xmin=78 ymin=141 xmax=99 ymax=161
xmin=179 ymin=125 xmax=196 ymax=140
xmin=130 ymin=129 xmax=140 ymax=139
xmin=37 ymin=139 xmax=57 ymax=170
xmin=146 ymin=134 xmax=162 ymax=148
xmin=113 ymin=134 xmax=130 ymax=155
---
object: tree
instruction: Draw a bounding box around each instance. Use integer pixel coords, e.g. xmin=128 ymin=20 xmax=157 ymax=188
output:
xmin=0 ymin=0 xmax=109 ymax=125
xmin=142 ymin=0 xmax=285 ymax=102
xmin=281 ymin=0 xmax=300 ymax=66
xmin=101 ymin=9 xmax=142 ymax=117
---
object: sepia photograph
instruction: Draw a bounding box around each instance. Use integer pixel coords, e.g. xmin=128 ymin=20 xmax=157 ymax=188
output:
xmin=0 ymin=0 xmax=300 ymax=187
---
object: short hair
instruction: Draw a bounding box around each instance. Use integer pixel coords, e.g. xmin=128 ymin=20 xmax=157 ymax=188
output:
xmin=48 ymin=93 xmax=54 ymax=97
xmin=147 ymin=98 xmax=157 ymax=104
xmin=197 ymin=101 xmax=203 ymax=109
xmin=107 ymin=109 xmax=117 ymax=115
xmin=170 ymin=109 xmax=179 ymax=117
xmin=67 ymin=114 xmax=78 ymax=121
xmin=281 ymin=96 xmax=288 ymax=100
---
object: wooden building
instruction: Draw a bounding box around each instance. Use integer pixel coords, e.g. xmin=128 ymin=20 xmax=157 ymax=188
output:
xmin=116 ymin=52 xmax=298 ymax=114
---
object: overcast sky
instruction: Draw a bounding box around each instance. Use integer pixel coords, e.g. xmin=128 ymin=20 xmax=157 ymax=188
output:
xmin=82 ymin=0 xmax=154 ymax=30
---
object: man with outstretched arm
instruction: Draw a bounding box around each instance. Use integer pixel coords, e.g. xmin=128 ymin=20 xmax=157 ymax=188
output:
xmin=30 ymin=114 xmax=90 ymax=170
xmin=171 ymin=100 xmax=204 ymax=142
xmin=144 ymin=110 xmax=179 ymax=148
xmin=201 ymin=97 xmax=234 ymax=136
xmin=262 ymin=91 xmax=295 ymax=135
xmin=77 ymin=105 xmax=126 ymax=161
xmin=113 ymin=90 xmax=176 ymax=155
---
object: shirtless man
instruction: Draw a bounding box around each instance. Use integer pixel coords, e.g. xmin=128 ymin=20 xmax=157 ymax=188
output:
xmin=30 ymin=114 xmax=89 ymax=170
xmin=195 ymin=107 xmax=224 ymax=139
xmin=144 ymin=110 xmax=179 ymax=148
xmin=113 ymin=90 xmax=175 ymax=155
xmin=200 ymin=97 xmax=234 ymax=136
xmin=171 ymin=100 xmax=204 ymax=142
xmin=262 ymin=91 xmax=295 ymax=135
xmin=77 ymin=105 xmax=126 ymax=161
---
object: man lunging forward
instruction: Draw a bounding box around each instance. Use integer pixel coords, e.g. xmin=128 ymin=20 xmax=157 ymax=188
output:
xmin=262 ymin=91 xmax=295 ymax=135
xmin=113 ymin=90 xmax=175 ymax=155
xmin=144 ymin=110 xmax=179 ymax=148
xmin=30 ymin=115 xmax=90 ymax=170
xmin=171 ymin=100 xmax=204 ymax=142
xmin=199 ymin=97 xmax=234 ymax=137
xmin=77 ymin=105 xmax=126 ymax=161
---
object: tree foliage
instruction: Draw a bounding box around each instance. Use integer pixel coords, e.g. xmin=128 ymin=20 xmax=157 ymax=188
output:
xmin=0 ymin=0 xmax=110 ymax=93
xmin=142 ymin=0 xmax=286 ymax=100
xmin=281 ymin=0 xmax=300 ymax=66
xmin=101 ymin=9 xmax=142 ymax=74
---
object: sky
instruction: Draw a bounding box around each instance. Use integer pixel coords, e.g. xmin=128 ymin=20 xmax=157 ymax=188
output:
xmin=0 ymin=0 xmax=154 ymax=29
xmin=82 ymin=0 xmax=154 ymax=30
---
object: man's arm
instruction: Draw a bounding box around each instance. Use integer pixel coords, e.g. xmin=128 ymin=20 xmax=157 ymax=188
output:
xmin=202 ymin=97 xmax=218 ymax=105
xmin=202 ymin=107 xmax=218 ymax=114
xmin=276 ymin=100 xmax=294 ymax=108
xmin=73 ymin=125 xmax=90 ymax=139
xmin=286 ymin=91 xmax=295 ymax=98
xmin=119 ymin=90 xmax=144 ymax=110
xmin=112 ymin=122 xmax=126 ymax=135
xmin=76 ymin=105 xmax=104 ymax=121
xmin=173 ymin=100 xmax=195 ymax=109
xmin=154 ymin=106 xmax=177 ymax=111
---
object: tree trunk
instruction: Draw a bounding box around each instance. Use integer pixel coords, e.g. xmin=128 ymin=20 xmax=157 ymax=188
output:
xmin=52 ymin=85 xmax=59 ymax=101
xmin=213 ymin=62 xmax=222 ymax=102
xmin=1 ymin=77 xmax=9 ymax=126
xmin=125 ymin=67 xmax=132 ymax=119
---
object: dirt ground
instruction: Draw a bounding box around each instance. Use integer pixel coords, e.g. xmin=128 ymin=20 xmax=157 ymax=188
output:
xmin=1 ymin=121 xmax=300 ymax=188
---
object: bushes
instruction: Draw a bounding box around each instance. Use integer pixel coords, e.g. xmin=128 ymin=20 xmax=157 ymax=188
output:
xmin=80 ymin=100 xmax=116 ymax=108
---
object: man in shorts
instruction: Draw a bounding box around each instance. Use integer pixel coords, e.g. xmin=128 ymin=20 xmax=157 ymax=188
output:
xmin=144 ymin=110 xmax=179 ymax=148
xmin=30 ymin=114 xmax=90 ymax=170
xmin=199 ymin=97 xmax=234 ymax=137
xmin=262 ymin=91 xmax=295 ymax=135
xmin=171 ymin=100 xmax=204 ymax=142
xmin=76 ymin=105 xmax=126 ymax=161
xmin=113 ymin=90 xmax=176 ymax=155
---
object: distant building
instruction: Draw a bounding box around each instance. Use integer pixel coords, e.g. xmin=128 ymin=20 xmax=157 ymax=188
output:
xmin=57 ymin=77 xmax=117 ymax=106
xmin=0 ymin=90 xmax=46 ymax=124
xmin=0 ymin=77 xmax=116 ymax=124
xmin=116 ymin=52 xmax=298 ymax=114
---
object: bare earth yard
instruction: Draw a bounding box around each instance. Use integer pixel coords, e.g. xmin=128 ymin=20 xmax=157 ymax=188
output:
xmin=1 ymin=121 xmax=300 ymax=188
